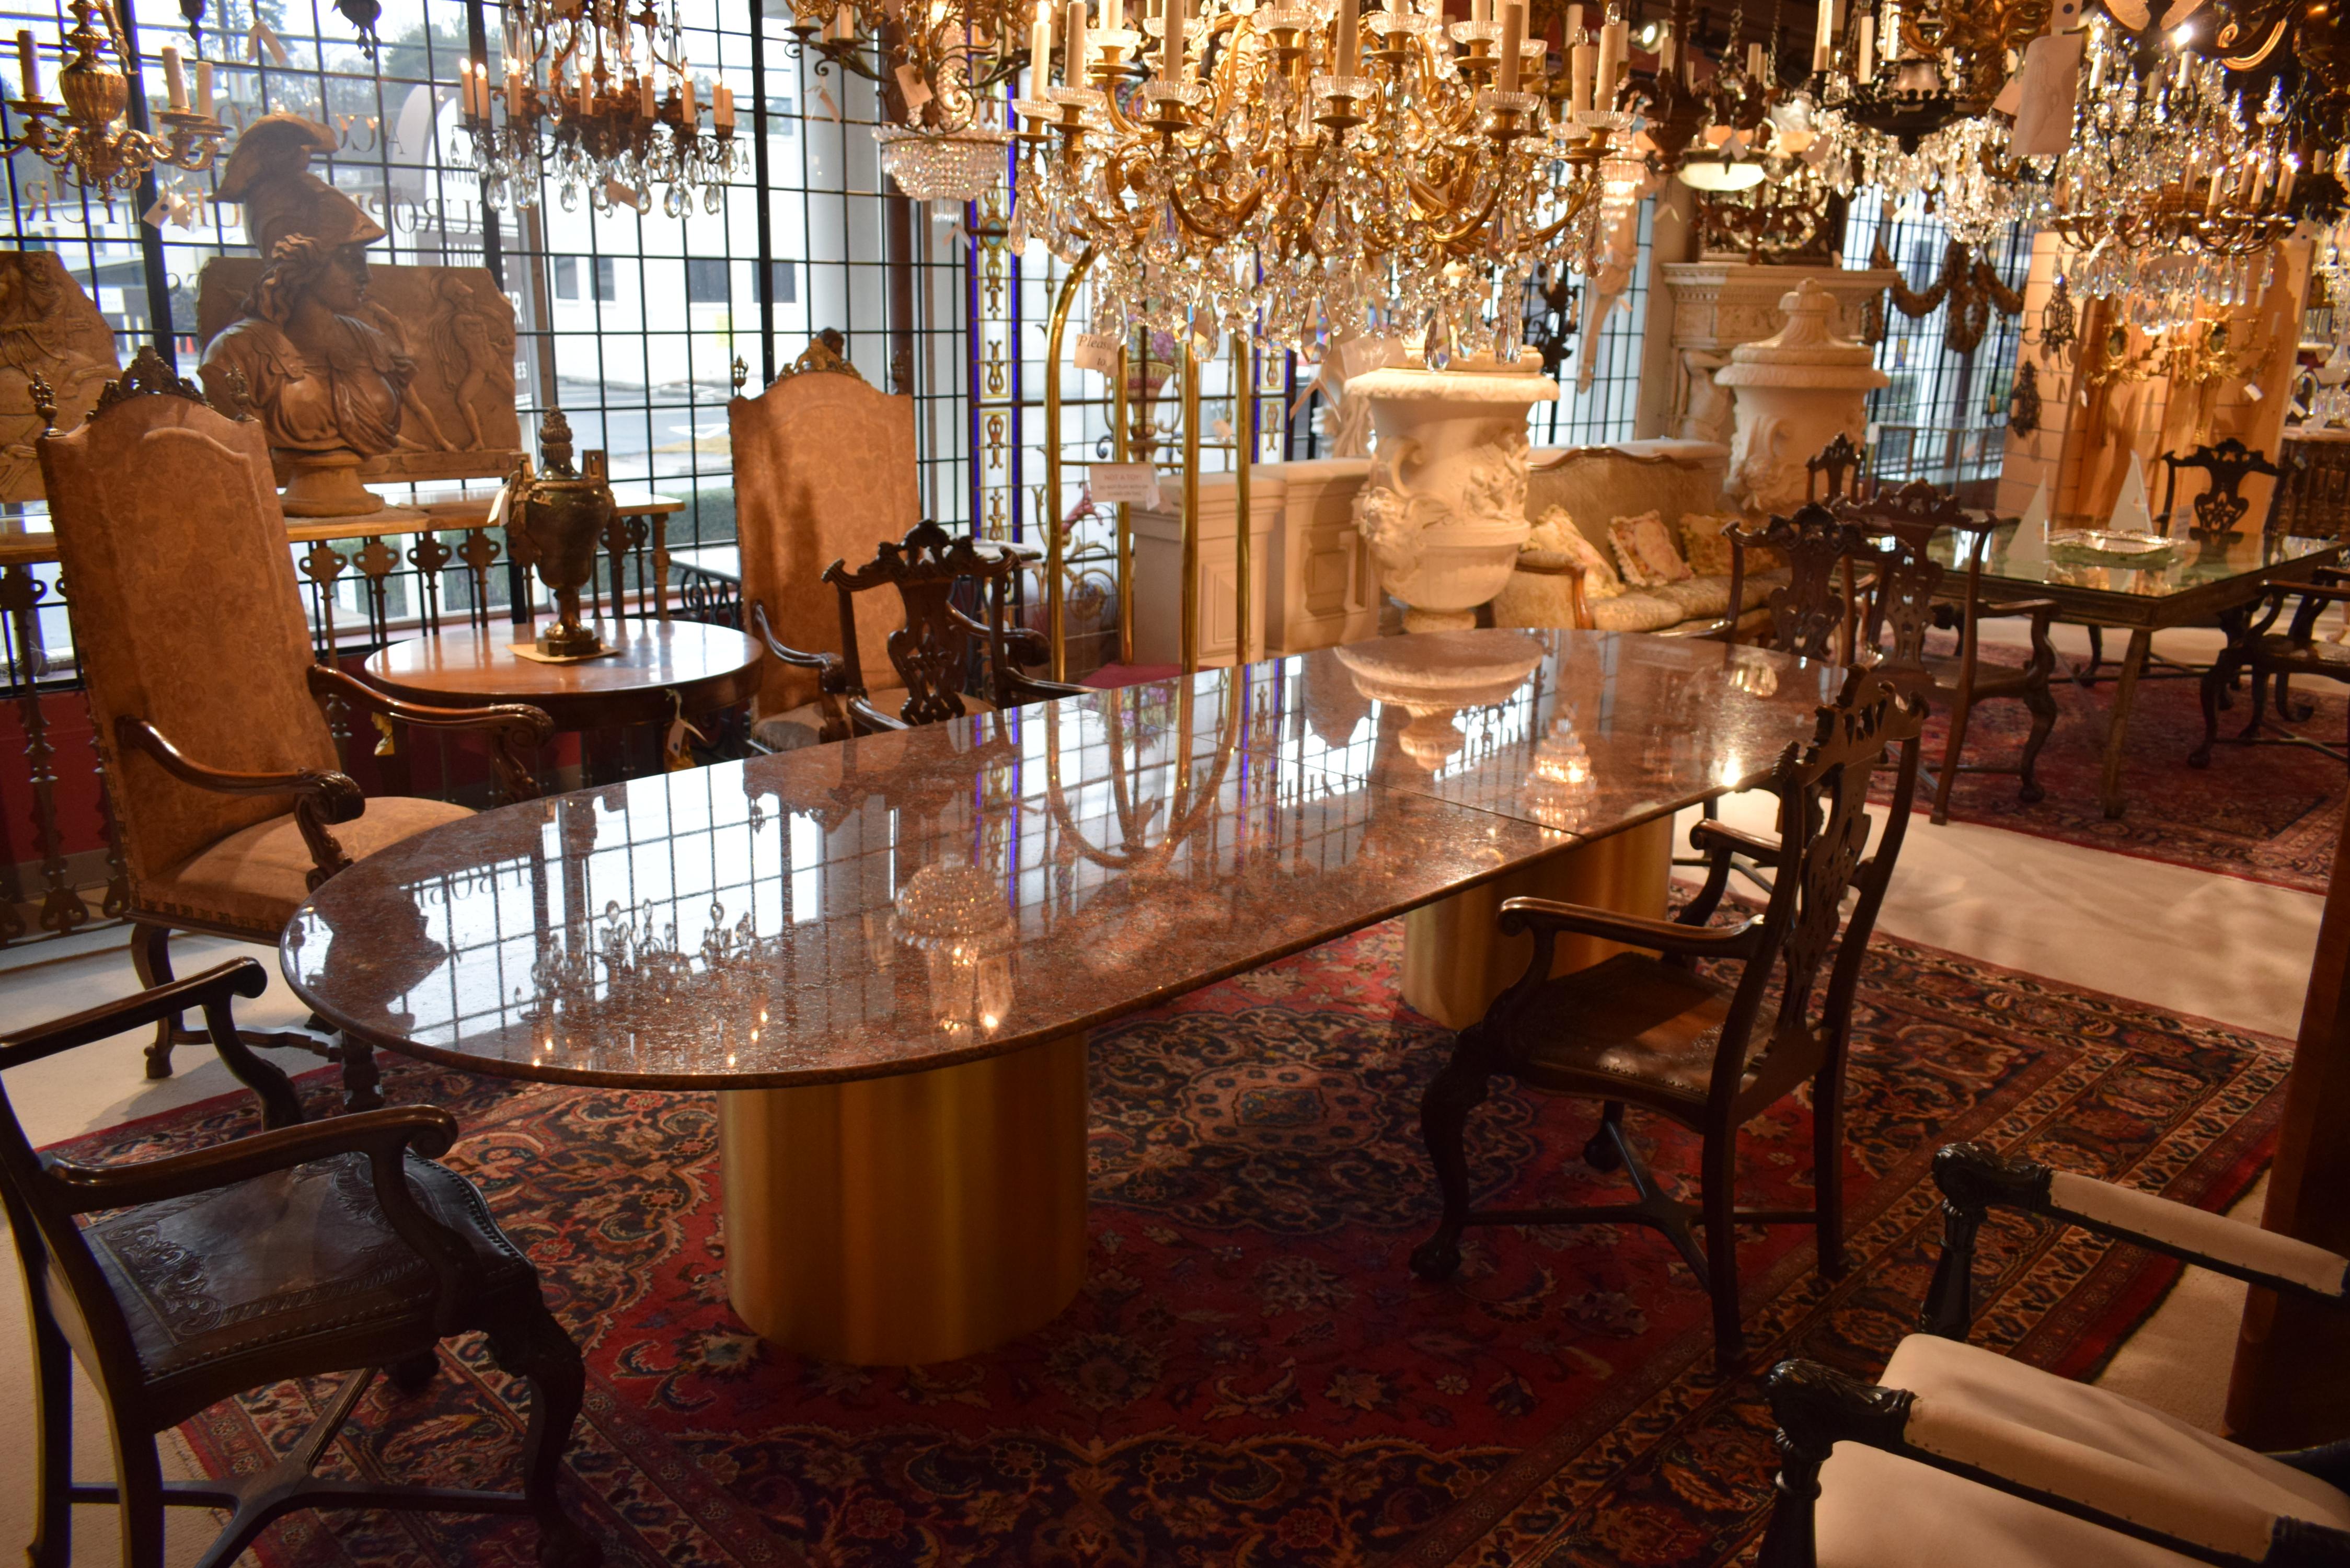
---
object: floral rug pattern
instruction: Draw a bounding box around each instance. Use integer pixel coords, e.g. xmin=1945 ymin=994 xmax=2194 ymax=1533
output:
xmin=52 ymin=920 xmax=2286 ymax=1567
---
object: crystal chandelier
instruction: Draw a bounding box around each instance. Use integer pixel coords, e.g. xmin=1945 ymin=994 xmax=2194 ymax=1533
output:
xmin=788 ymin=0 xmax=1027 ymax=203
xmin=459 ymin=0 xmax=742 ymax=217
xmin=1010 ymin=0 xmax=1637 ymax=361
xmin=2046 ymin=12 xmax=2302 ymax=327
xmin=3 ymin=1 xmax=225 ymax=194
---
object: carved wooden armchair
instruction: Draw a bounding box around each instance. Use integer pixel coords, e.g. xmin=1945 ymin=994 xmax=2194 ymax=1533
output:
xmin=1758 ymin=1141 xmax=2350 ymax=1568
xmin=2192 ymin=566 xmax=2350 ymax=767
xmin=35 ymin=350 xmax=552 ymax=1106
xmin=1410 ymin=667 xmax=1925 ymax=1369
xmin=0 ymin=958 xmax=600 ymax=1568
xmin=1839 ymin=479 xmax=2061 ymax=822
xmin=1724 ymin=501 xmax=1867 ymax=660
xmin=758 ymin=518 xmax=1086 ymax=743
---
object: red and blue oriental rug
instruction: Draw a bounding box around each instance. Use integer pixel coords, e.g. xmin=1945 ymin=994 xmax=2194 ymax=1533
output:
xmin=56 ymin=920 xmax=2287 ymax=1566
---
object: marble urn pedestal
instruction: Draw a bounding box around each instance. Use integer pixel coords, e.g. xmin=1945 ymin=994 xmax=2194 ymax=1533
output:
xmin=1350 ymin=352 xmax=1559 ymax=632
xmin=1712 ymin=279 xmax=1889 ymax=515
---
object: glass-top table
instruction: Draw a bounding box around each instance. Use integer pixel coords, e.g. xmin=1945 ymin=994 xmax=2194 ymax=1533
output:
xmin=284 ymin=629 xmax=1844 ymax=1364
xmin=1929 ymin=523 xmax=2343 ymax=817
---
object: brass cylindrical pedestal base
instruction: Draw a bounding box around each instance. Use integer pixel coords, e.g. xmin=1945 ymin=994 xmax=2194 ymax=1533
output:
xmin=1401 ymin=815 xmax=1675 ymax=1029
xmin=719 ymin=1032 xmax=1090 ymax=1365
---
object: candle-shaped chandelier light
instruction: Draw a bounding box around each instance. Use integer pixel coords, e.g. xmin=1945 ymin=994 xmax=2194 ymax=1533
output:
xmin=1011 ymin=0 xmax=1643 ymax=362
xmin=460 ymin=0 xmax=740 ymax=216
xmin=2047 ymin=11 xmax=2305 ymax=325
xmin=2 ymin=0 xmax=225 ymax=194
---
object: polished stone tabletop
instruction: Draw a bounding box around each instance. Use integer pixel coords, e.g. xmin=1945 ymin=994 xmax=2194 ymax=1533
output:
xmin=284 ymin=629 xmax=1840 ymax=1090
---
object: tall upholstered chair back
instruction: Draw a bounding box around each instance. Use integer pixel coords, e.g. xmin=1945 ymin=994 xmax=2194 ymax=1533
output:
xmin=729 ymin=341 xmax=920 ymax=723
xmin=36 ymin=352 xmax=337 ymax=886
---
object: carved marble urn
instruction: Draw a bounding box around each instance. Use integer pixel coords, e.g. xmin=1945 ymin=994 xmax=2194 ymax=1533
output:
xmin=1711 ymin=279 xmax=1888 ymax=516
xmin=510 ymin=408 xmax=615 ymax=657
xmin=1349 ymin=351 xmax=1559 ymax=632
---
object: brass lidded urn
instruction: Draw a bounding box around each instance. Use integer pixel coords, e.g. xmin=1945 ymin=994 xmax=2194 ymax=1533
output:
xmin=510 ymin=408 xmax=615 ymax=658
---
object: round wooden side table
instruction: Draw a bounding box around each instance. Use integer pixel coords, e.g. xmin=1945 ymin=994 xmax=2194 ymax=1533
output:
xmin=364 ymin=620 xmax=763 ymax=784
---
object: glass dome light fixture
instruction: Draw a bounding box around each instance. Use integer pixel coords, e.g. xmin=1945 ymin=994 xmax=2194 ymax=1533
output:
xmin=873 ymin=123 xmax=1014 ymax=202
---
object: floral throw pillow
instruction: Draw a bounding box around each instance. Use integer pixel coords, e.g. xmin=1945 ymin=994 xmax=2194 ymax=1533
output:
xmin=1608 ymin=511 xmax=1693 ymax=587
xmin=1523 ymin=507 xmax=1624 ymax=599
xmin=1677 ymin=512 xmax=1743 ymax=577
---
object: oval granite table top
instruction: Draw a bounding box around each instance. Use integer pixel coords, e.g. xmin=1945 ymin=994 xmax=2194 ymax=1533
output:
xmin=284 ymin=629 xmax=1841 ymax=1091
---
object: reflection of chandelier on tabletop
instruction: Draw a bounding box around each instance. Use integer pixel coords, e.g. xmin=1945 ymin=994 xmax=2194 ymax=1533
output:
xmin=459 ymin=0 xmax=741 ymax=216
xmin=893 ymin=857 xmax=1018 ymax=1037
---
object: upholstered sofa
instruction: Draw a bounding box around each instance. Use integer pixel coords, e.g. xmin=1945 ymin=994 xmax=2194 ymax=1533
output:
xmin=1493 ymin=439 xmax=1784 ymax=638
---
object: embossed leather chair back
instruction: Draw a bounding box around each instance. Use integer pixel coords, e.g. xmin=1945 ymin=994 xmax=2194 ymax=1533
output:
xmin=729 ymin=343 xmax=921 ymax=723
xmin=2157 ymin=436 xmax=2282 ymax=541
xmin=36 ymin=351 xmax=338 ymax=886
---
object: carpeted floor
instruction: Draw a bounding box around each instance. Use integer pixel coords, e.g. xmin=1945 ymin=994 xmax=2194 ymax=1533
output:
xmin=70 ymin=920 xmax=2288 ymax=1567
xmin=1894 ymin=661 xmax=2344 ymax=893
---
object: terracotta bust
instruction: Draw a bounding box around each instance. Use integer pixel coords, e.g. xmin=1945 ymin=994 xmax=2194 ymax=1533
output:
xmin=198 ymin=114 xmax=414 ymax=517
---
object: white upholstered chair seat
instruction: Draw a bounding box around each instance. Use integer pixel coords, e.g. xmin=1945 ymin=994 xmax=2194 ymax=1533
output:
xmin=1815 ymin=1333 xmax=2350 ymax=1568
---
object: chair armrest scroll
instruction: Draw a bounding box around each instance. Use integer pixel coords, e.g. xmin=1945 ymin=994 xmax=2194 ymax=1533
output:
xmin=1001 ymin=673 xmax=1091 ymax=706
xmin=1689 ymin=817 xmax=1784 ymax=867
xmin=44 ymin=1104 xmax=457 ymax=1213
xmin=1969 ymin=596 xmax=2061 ymax=624
xmin=1933 ymin=1143 xmax=2350 ymax=1305
xmin=116 ymin=716 xmax=361 ymax=823
xmin=750 ymin=600 xmax=844 ymax=674
xmin=0 ymin=958 xmax=267 ymax=1071
xmin=1498 ymin=896 xmax=1760 ymax=955
xmin=308 ymin=667 xmax=552 ymax=803
xmin=845 ymin=695 xmax=910 ymax=735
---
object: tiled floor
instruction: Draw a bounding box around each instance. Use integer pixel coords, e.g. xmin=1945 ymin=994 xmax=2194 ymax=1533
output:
xmin=0 ymin=622 xmax=2326 ymax=1563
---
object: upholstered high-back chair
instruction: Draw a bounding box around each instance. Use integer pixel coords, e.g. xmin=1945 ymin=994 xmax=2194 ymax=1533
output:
xmin=729 ymin=338 xmax=922 ymax=750
xmin=1411 ymin=666 xmax=1926 ymax=1370
xmin=36 ymin=349 xmax=550 ymax=1102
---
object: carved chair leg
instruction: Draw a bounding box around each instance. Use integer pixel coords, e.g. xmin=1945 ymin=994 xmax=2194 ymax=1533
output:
xmin=337 ymin=1035 xmax=384 ymax=1115
xmin=2280 ymin=672 xmax=2316 ymax=723
xmin=1584 ymin=1101 xmax=1627 ymax=1172
xmin=1410 ymin=1029 xmax=1495 ymax=1283
xmin=1812 ymin=1064 xmax=1846 ymax=1280
xmin=105 ymin=1420 xmax=167 ymax=1568
xmin=1701 ymin=1128 xmax=1747 ymax=1372
xmin=2084 ymin=626 xmax=2104 ymax=680
xmin=388 ymin=1350 xmax=440 ymax=1396
xmin=1921 ymin=1195 xmax=1987 ymax=1339
xmin=27 ymin=1306 xmax=71 ymax=1568
xmin=128 ymin=924 xmax=205 ymax=1080
xmin=2240 ymin=667 xmax=2273 ymax=741
xmin=1755 ymin=1431 xmax=1828 ymax=1568
xmin=2017 ymin=680 xmax=2056 ymax=805
xmin=487 ymin=1303 xmax=603 ymax=1568
xmin=2192 ymin=654 xmax=2234 ymax=768
xmin=1930 ymin=690 xmax=1971 ymax=825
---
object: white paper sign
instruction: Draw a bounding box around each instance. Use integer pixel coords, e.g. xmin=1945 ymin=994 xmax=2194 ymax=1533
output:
xmin=2011 ymin=33 xmax=2084 ymax=157
xmin=1073 ymin=332 xmax=1121 ymax=373
xmin=1089 ymin=462 xmax=1162 ymax=510
xmin=1340 ymin=335 xmax=1392 ymax=382
xmin=2019 ymin=477 xmax=2051 ymax=535
xmin=2110 ymin=454 xmax=2153 ymax=534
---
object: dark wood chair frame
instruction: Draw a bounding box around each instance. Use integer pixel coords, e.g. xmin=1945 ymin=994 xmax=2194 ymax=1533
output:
xmin=1838 ymin=479 xmax=2061 ymax=823
xmin=1409 ymin=667 xmax=1926 ymax=1370
xmin=752 ymin=519 xmax=1085 ymax=745
xmin=2193 ymin=564 xmax=2350 ymax=767
xmin=0 ymin=959 xmax=600 ymax=1568
xmin=1757 ymin=1142 xmax=2350 ymax=1568
xmin=2080 ymin=436 xmax=2283 ymax=686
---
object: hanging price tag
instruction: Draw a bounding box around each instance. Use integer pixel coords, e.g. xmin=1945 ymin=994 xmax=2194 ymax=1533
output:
xmin=1339 ymin=334 xmax=1391 ymax=382
xmin=1073 ymin=332 xmax=1120 ymax=373
xmin=2010 ymin=33 xmax=2083 ymax=157
xmin=1089 ymin=462 xmax=1162 ymax=509
xmin=248 ymin=18 xmax=290 ymax=65
xmin=893 ymin=64 xmax=933 ymax=113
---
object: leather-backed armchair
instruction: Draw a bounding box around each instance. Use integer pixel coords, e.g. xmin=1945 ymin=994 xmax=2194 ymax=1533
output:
xmin=0 ymin=958 xmax=600 ymax=1568
xmin=33 ymin=349 xmax=552 ymax=1105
